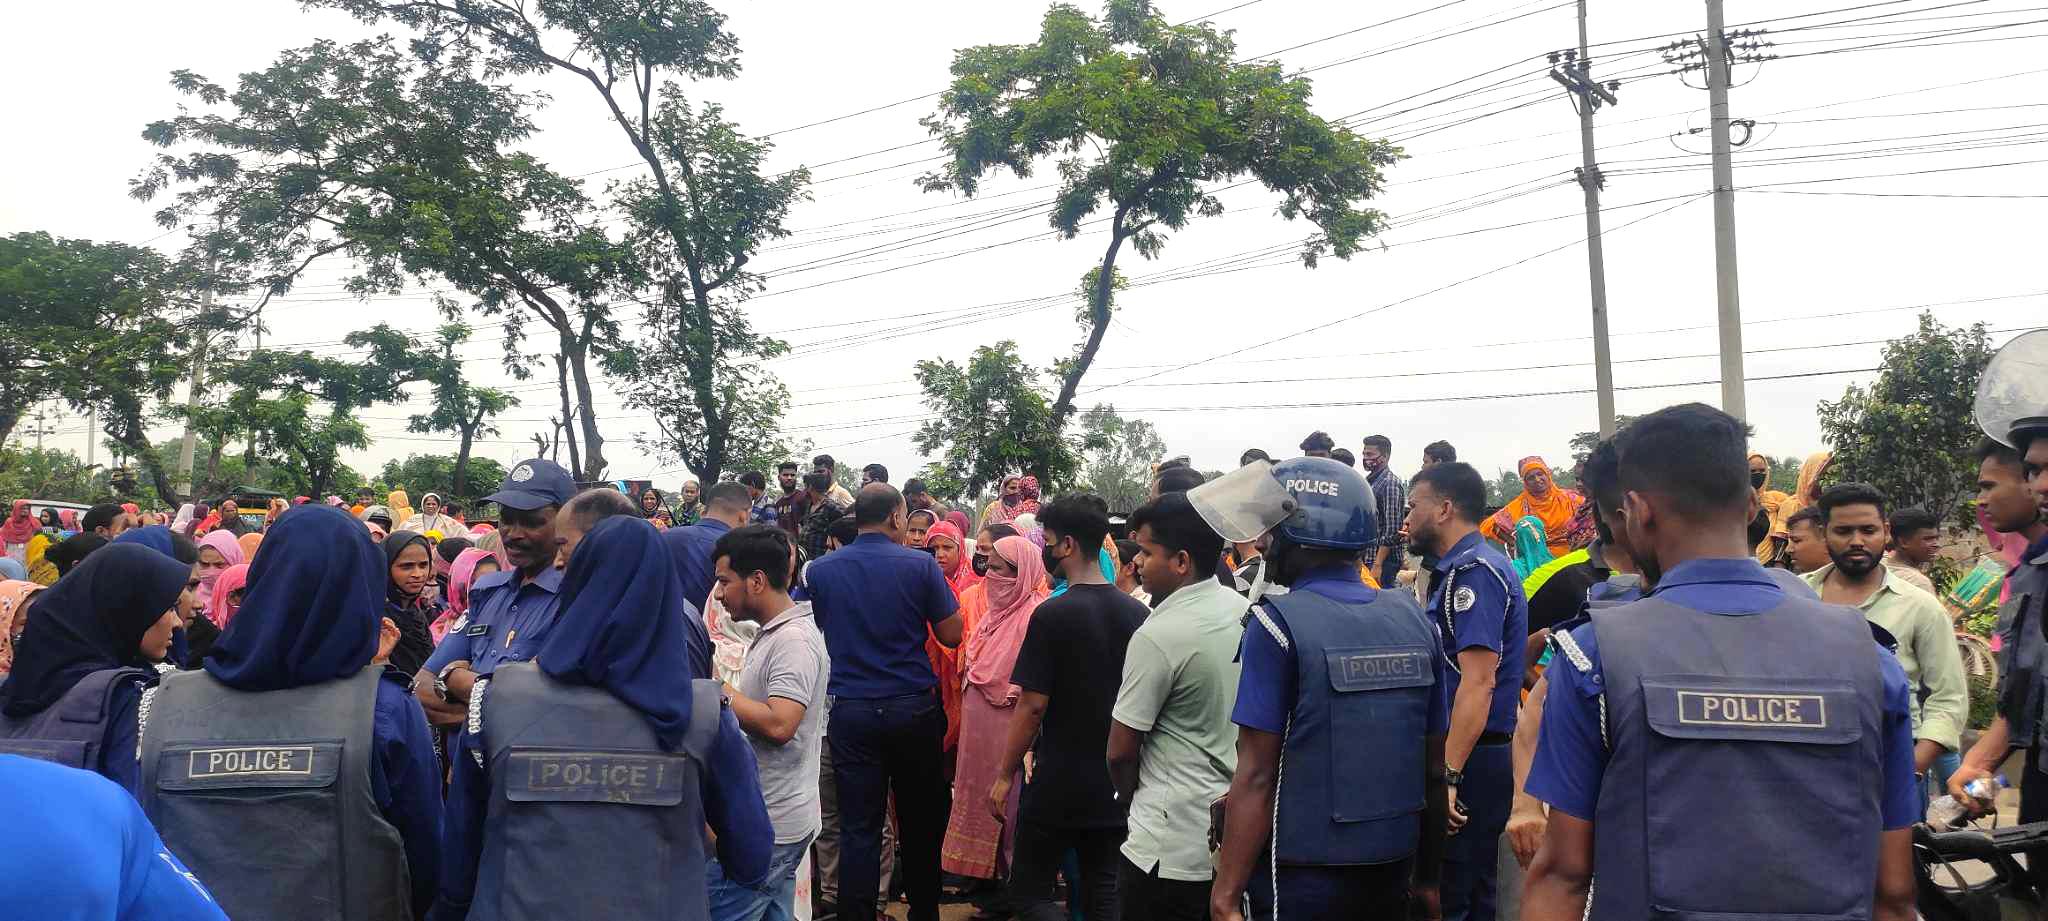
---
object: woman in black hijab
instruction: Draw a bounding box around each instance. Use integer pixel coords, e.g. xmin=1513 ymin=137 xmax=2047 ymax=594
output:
xmin=382 ymin=530 xmax=442 ymax=681
xmin=0 ymin=542 xmax=190 ymax=793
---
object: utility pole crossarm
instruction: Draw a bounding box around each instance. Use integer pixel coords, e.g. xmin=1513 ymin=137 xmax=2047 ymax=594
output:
xmin=1557 ymin=0 xmax=1619 ymax=438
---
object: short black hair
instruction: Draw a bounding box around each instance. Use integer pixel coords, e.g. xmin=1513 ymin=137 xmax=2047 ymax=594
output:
xmin=1362 ymin=434 xmax=1392 ymax=454
xmin=437 ymin=537 xmax=474 ymax=564
xmin=1329 ymin=447 xmax=1355 ymax=468
xmin=827 ymin=515 xmax=860 ymax=547
xmin=1158 ymin=456 xmax=1192 ymax=471
xmin=563 ymin=487 xmax=639 ymax=530
xmin=1890 ymin=507 xmax=1939 ymax=540
xmin=1114 ymin=538 xmax=1142 ymax=568
xmin=1579 ymin=438 xmax=1623 ymax=543
xmin=169 ymin=532 xmax=200 ymax=566
xmin=803 ymin=471 xmax=833 ymax=494
xmin=1817 ymin=482 xmax=1889 ymax=524
xmin=1423 ymin=440 xmax=1457 ymax=464
xmin=1039 ymin=493 xmax=1111 ymax=556
xmin=1299 ymin=431 xmax=1335 ymax=453
xmin=1614 ymin=402 xmax=1750 ymax=520
xmin=713 ymin=524 xmax=794 ymax=591
xmin=739 ymin=471 xmax=767 ymax=490
xmin=778 ymin=461 xmax=800 ymax=473
xmin=980 ymin=522 xmax=1021 ymax=542
xmin=1128 ymin=492 xmax=1224 ymax=578
xmin=1977 ymin=437 xmax=2024 ymax=471
xmin=83 ymin=503 xmax=124 ymax=532
xmin=1411 ymin=462 xmax=1487 ymax=523
xmin=853 ymin=483 xmax=903 ymax=526
xmin=705 ymin=481 xmax=752 ymax=514
xmin=1786 ymin=506 xmax=1824 ymax=534
xmin=904 ymin=477 xmax=929 ymax=496
xmin=811 ymin=454 xmax=836 ymax=471
xmin=862 ymin=463 xmax=889 ymax=484
xmin=1239 ymin=448 xmax=1271 ymax=466
xmin=1155 ymin=466 xmax=1206 ymax=495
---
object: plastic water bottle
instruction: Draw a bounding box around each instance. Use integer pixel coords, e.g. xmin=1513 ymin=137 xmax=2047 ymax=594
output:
xmin=1926 ymin=774 xmax=2010 ymax=829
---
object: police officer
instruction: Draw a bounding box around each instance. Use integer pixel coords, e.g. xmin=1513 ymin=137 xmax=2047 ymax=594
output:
xmin=1950 ymin=330 xmax=2048 ymax=828
xmin=430 ymin=515 xmax=773 ymax=920
xmin=1402 ymin=460 xmax=1526 ymax=921
xmin=138 ymin=505 xmax=443 ymax=921
xmin=1521 ymin=403 xmax=1920 ymax=921
xmin=1201 ymin=457 xmax=1449 ymax=921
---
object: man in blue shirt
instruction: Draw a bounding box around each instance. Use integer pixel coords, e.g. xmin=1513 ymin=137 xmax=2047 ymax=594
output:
xmin=1522 ymin=403 xmax=1919 ymax=921
xmin=666 ymin=481 xmax=754 ymax=614
xmin=804 ymin=483 xmax=963 ymax=921
xmin=1402 ymin=461 xmax=1526 ymax=921
xmin=415 ymin=459 xmax=575 ymax=722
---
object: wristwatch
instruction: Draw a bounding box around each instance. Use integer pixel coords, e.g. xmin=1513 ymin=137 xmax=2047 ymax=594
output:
xmin=1442 ymin=766 xmax=1464 ymax=787
xmin=436 ymin=662 xmax=471 ymax=704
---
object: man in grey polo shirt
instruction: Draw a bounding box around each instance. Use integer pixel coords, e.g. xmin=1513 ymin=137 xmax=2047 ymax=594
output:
xmin=708 ymin=525 xmax=832 ymax=921
xmin=1108 ymin=492 xmax=1243 ymax=921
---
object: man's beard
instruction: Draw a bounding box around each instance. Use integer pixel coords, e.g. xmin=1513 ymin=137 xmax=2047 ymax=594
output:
xmin=1831 ymin=548 xmax=1882 ymax=579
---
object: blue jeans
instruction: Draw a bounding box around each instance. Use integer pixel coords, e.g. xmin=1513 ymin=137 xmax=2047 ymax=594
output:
xmin=708 ymin=832 xmax=816 ymax=921
xmin=1921 ymin=748 xmax=1965 ymax=816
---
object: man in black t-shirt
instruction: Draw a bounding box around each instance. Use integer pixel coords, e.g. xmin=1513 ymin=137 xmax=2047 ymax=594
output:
xmin=995 ymin=494 xmax=1147 ymax=921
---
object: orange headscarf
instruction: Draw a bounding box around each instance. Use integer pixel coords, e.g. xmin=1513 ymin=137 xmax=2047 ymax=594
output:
xmin=238 ymin=532 xmax=265 ymax=563
xmin=0 ymin=580 xmax=46 ymax=675
xmin=1484 ymin=456 xmax=1583 ymax=558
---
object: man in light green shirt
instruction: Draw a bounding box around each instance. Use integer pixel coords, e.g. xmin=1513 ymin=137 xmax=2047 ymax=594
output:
xmin=1108 ymin=493 xmax=1242 ymax=921
xmin=1805 ymin=484 xmax=1968 ymax=772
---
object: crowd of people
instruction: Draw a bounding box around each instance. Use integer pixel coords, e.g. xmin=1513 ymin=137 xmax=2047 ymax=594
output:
xmin=0 ymin=389 xmax=2045 ymax=921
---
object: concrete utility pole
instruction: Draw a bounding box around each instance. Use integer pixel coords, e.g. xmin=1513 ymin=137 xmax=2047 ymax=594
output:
xmin=175 ymin=282 xmax=213 ymax=501
xmin=1704 ymin=0 xmax=1745 ymax=421
xmin=85 ymin=406 xmax=95 ymax=468
xmin=1550 ymin=0 xmax=1621 ymax=437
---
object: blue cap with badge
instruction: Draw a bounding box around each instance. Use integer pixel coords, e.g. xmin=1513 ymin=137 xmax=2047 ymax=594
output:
xmin=484 ymin=458 xmax=577 ymax=510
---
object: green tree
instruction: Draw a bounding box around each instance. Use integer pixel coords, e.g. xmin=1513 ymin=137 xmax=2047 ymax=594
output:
xmin=135 ymin=39 xmax=639 ymax=481
xmin=379 ymin=454 xmax=510 ymax=504
xmin=917 ymin=0 xmax=1400 ymax=427
xmin=1818 ymin=312 xmax=1995 ymax=525
xmin=408 ymin=325 xmax=517 ymax=499
xmin=313 ymin=0 xmax=807 ymax=486
xmin=914 ymin=341 xmax=1078 ymax=497
xmin=1486 ymin=468 xmax=1524 ymax=510
xmin=1076 ymin=404 xmax=1166 ymax=513
xmin=0 ymin=447 xmax=108 ymax=504
xmin=0 ymin=231 xmax=195 ymax=502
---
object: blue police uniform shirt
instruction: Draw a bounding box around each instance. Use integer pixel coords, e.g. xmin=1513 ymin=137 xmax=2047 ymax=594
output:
xmin=658 ymin=519 xmax=726 ymax=679
xmin=1232 ymin=565 xmax=1451 ymax=736
xmin=424 ymin=566 xmax=566 ymax=678
xmin=372 ymin=671 xmax=445 ymax=916
xmin=428 ymin=706 xmax=773 ymax=921
xmin=0 ymin=754 xmax=231 ymax=920
xmin=1426 ymin=531 xmax=1527 ymax=735
xmin=804 ymin=532 xmax=960 ymax=698
xmin=1524 ymin=557 xmax=1920 ymax=829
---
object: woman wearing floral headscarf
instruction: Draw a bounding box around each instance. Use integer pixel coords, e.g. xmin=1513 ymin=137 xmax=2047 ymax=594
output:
xmin=0 ymin=579 xmax=46 ymax=676
xmin=1 ymin=500 xmax=37 ymax=564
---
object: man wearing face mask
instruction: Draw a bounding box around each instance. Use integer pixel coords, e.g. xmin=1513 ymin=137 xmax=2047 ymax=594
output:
xmin=1521 ymin=403 xmax=1919 ymax=921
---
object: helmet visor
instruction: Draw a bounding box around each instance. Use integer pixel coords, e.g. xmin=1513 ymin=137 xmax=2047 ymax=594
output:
xmin=1187 ymin=461 xmax=1297 ymax=544
xmin=1976 ymin=329 xmax=2048 ymax=447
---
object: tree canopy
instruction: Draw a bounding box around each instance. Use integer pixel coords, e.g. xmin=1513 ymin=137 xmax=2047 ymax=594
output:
xmin=1818 ymin=312 xmax=1995 ymax=525
xmin=918 ymin=0 xmax=1400 ymax=427
xmin=1076 ymin=404 xmax=1166 ymax=513
xmin=914 ymin=341 xmax=1078 ymax=497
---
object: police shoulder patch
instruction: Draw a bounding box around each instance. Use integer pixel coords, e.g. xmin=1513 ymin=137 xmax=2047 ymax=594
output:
xmin=1452 ymin=586 xmax=1477 ymax=613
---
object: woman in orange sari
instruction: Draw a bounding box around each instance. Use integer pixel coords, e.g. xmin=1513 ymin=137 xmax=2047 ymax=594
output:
xmin=924 ymin=520 xmax=985 ymax=758
xmin=1483 ymin=456 xmax=1583 ymax=558
xmin=1761 ymin=451 xmax=1832 ymax=564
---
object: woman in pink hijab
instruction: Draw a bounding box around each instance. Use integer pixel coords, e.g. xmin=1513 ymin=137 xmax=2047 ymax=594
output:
xmin=434 ymin=547 xmax=503 ymax=643
xmin=940 ymin=534 xmax=1049 ymax=883
xmin=206 ymin=564 xmax=251 ymax=629
xmin=194 ymin=529 xmax=246 ymax=610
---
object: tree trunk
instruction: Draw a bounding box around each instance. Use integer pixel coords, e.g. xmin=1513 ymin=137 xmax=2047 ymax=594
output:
xmin=454 ymin=415 xmax=477 ymax=500
xmin=552 ymin=353 xmax=582 ymax=480
xmin=564 ymin=339 xmax=606 ymax=481
xmin=106 ymin=410 xmax=182 ymax=506
xmin=683 ymin=280 xmax=728 ymax=486
xmin=0 ymin=403 xmax=21 ymax=449
xmin=1049 ymin=228 xmax=1131 ymax=429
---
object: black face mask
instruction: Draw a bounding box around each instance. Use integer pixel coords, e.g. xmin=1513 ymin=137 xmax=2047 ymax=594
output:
xmin=1042 ymin=543 xmax=1066 ymax=577
xmin=972 ymin=554 xmax=990 ymax=576
xmin=1751 ymin=471 xmax=1768 ymax=488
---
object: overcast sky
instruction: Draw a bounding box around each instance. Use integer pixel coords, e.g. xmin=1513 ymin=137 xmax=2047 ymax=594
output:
xmin=5 ymin=0 xmax=2043 ymax=493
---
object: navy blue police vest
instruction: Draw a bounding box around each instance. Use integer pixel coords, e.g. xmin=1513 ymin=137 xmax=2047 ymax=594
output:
xmin=470 ymin=661 xmax=722 ymax=921
xmin=1264 ymin=587 xmax=1438 ymax=865
xmin=0 ymin=666 xmax=151 ymax=772
xmin=139 ymin=665 xmax=410 ymax=921
xmin=1580 ymin=595 xmax=1886 ymax=920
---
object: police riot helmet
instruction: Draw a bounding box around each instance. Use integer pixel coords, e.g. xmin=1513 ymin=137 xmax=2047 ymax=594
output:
xmin=1974 ymin=329 xmax=2048 ymax=449
xmin=1269 ymin=456 xmax=1376 ymax=550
